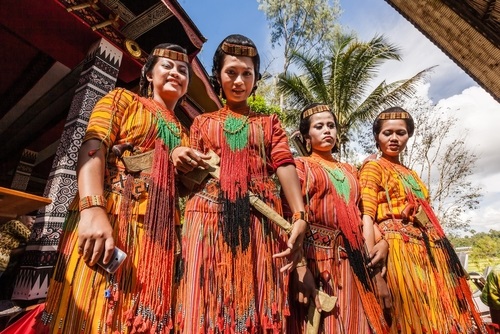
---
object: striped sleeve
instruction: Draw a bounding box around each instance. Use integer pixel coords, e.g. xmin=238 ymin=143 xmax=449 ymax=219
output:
xmin=359 ymin=161 xmax=383 ymax=219
xmin=83 ymin=89 xmax=133 ymax=148
xmin=269 ymin=114 xmax=294 ymax=170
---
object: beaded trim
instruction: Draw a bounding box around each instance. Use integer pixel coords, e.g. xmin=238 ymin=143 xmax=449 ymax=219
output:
xmin=221 ymin=41 xmax=257 ymax=57
xmin=79 ymin=195 xmax=107 ymax=211
xmin=377 ymin=111 xmax=411 ymax=120
xmin=302 ymin=104 xmax=331 ymax=119
xmin=152 ymin=48 xmax=189 ymax=63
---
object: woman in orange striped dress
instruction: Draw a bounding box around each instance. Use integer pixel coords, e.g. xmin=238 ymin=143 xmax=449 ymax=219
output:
xmin=174 ymin=34 xmax=310 ymax=333
xmin=35 ymin=43 xmax=204 ymax=333
xmin=359 ymin=107 xmax=486 ymax=333
xmin=287 ymin=103 xmax=389 ymax=334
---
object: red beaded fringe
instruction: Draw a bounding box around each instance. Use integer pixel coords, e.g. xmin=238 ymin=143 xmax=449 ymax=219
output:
xmin=129 ymin=140 xmax=176 ymax=332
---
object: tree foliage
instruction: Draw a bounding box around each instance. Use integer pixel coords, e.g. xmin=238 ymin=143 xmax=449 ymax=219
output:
xmin=450 ymin=230 xmax=500 ymax=272
xmin=257 ymin=0 xmax=341 ymax=73
xmin=277 ymin=32 xmax=430 ymax=158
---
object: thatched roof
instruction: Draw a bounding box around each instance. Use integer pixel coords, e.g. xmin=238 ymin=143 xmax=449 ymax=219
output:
xmin=385 ymin=0 xmax=500 ymax=102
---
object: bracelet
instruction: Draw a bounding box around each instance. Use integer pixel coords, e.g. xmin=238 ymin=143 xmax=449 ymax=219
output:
xmin=296 ymin=257 xmax=308 ymax=268
xmin=79 ymin=195 xmax=107 ymax=211
xmin=292 ymin=211 xmax=308 ymax=223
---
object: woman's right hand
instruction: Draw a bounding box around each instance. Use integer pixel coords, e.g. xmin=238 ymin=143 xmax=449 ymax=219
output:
xmin=77 ymin=207 xmax=114 ymax=267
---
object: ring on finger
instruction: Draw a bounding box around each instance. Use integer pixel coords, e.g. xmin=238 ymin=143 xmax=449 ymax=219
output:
xmin=187 ymin=158 xmax=193 ymax=164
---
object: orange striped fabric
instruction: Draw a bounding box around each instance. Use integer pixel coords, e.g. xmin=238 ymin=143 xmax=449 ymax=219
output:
xmin=175 ymin=108 xmax=293 ymax=333
xmin=359 ymin=157 xmax=486 ymax=334
xmin=359 ymin=160 xmax=428 ymax=222
xmin=286 ymin=156 xmax=388 ymax=334
xmin=37 ymin=88 xmax=188 ymax=333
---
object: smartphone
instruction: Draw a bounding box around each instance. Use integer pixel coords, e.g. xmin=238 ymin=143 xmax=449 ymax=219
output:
xmin=97 ymin=247 xmax=127 ymax=274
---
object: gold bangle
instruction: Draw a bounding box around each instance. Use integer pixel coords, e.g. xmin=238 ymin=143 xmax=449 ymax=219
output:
xmin=79 ymin=195 xmax=107 ymax=211
xmin=292 ymin=211 xmax=308 ymax=223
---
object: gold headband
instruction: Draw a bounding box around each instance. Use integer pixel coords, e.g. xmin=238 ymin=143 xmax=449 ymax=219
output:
xmin=377 ymin=111 xmax=411 ymax=120
xmin=221 ymin=41 xmax=257 ymax=57
xmin=152 ymin=48 xmax=189 ymax=63
xmin=302 ymin=104 xmax=331 ymax=118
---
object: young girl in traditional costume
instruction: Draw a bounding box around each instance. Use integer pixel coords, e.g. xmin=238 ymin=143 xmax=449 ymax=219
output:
xmin=287 ymin=103 xmax=389 ymax=334
xmin=359 ymin=107 xmax=486 ymax=333
xmin=174 ymin=34 xmax=309 ymax=333
xmin=35 ymin=43 xmax=202 ymax=333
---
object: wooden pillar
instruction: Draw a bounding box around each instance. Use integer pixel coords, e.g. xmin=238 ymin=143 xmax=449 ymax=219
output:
xmin=12 ymin=38 xmax=123 ymax=301
xmin=10 ymin=149 xmax=37 ymax=191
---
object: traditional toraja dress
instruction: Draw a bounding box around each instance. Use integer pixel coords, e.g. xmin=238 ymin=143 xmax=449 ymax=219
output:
xmin=287 ymin=154 xmax=388 ymax=334
xmin=37 ymin=88 xmax=188 ymax=333
xmin=359 ymin=157 xmax=486 ymax=334
xmin=175 ymin=106 xmax=293 ymax=333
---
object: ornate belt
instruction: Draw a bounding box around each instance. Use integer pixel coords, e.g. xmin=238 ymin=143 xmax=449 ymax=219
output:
xmin=304 ymin=223 xmax=340 ymax=249
xmin=104 ymin=168 xmax=150 ymax=200
xmin=379 ymin=218 xmax=426 ymax=240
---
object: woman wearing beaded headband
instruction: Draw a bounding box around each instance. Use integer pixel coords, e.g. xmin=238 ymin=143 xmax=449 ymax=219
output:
xmin=33 ymin=43 xmax=206 ymax=333
xmin=286 ymin=103 xmax=389 ymax=333
xmin=175 ymin=34 xmax=310 ymax=333
xmin=359 ymin=107 xmax=486 ymax=333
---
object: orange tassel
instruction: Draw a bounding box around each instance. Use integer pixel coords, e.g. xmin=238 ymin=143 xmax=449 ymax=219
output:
xmin=133 ymin=314 xmax=143 ymax=328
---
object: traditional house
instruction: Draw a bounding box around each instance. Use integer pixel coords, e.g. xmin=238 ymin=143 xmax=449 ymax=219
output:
xmin=385 ymin=0 xmax=500 ymax=102
xmin=0 ymin=0 xmax=220 ymax=301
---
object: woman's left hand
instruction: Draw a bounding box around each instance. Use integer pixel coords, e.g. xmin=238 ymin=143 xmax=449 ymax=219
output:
xmin=273 ymin=218 xmax=308 ymax=272
xmin=368 ymin=238 xmax=389 ymax=277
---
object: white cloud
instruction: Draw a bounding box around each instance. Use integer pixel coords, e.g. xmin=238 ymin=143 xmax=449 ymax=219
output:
xmin=342 ymin=1 xmax=500 ymax=234
xmin=435 ymin=87 xmax=500 ymax=233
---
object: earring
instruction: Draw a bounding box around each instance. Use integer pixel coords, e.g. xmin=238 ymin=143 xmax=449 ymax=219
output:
xmin=147 ymin=82 xmax=153 ymax=98
xmin=252 ymin=90 xmax=256 ymax=101
xmin=306 ymin=140 xmax=311 ymax=153
xmin=218 ymin=87 xmax=223 ymax=100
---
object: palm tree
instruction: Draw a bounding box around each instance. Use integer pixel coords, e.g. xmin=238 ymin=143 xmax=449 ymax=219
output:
xmin=278 ymin=32 xmax=431 ymax=158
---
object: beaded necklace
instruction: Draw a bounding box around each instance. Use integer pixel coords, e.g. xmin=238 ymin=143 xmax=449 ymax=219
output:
xmin=309 ymin=153 xmax=350 ymax=203
xmin=221 ymin=106 xmax=250 ymax=151
xmin=381 ymin=158 xmax=425 ymax=199
xmin=146 ymin=98 xmax=181 ymax=150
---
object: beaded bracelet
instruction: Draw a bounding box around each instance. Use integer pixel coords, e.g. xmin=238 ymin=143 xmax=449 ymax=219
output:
xmin=292 ymin=211 xmax=308 ymax=223
xmin=79 ymin=195 xmax=107 ymax=211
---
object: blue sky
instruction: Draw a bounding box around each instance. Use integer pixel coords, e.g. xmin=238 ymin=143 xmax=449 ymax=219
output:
xmin=180 ymin=0 xmax=476 ymax=100
xmin=180 ymin=0 xmax=500 ymax=234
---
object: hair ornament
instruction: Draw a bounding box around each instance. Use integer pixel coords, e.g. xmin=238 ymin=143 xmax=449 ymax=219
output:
xmin=152 ymin=48 xmax=189 ymax=63
xmin=376 ymin=111 xmax=411 ymax=120
xmin=302 ymin=104 xmax=331 ymax=119
xmin=221 ymin=41 xmax=257 ymax=57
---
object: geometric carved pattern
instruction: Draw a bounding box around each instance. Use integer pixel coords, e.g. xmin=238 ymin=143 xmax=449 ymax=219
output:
xmin=12 ymin=39 xmax=123 ymax=301
xmin=10 ymin=149 xmax=37 ymax=191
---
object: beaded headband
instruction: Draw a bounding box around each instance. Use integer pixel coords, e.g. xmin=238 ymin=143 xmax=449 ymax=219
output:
xmin=302 ymin=104 xmax=331 ymax=119
xmin=152 ymin=48 xmax=189 ymax=63
xmin=221 ymin=41 xmax=257 ymax=57
xmin=376 ymin=111 xmax=411 ymax=120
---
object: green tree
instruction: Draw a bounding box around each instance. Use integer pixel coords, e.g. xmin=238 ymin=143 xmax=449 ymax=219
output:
xmin=257 ymin=0 xmax=341 ymax=74
xmin=278 ymin=32 xmax=429 ymax=158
